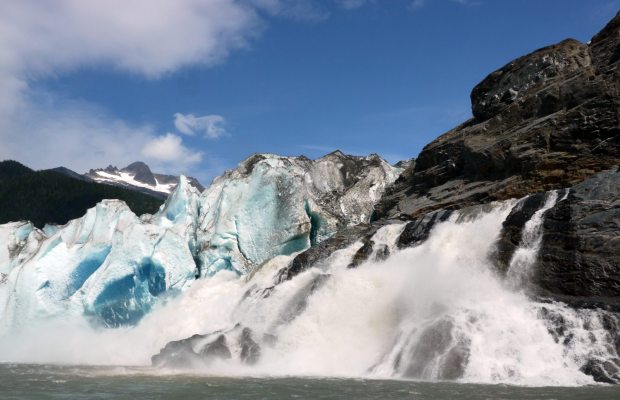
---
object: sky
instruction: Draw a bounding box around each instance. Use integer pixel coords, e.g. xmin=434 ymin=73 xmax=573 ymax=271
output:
xmin=0 ymin=0 xmax=618 ymax=185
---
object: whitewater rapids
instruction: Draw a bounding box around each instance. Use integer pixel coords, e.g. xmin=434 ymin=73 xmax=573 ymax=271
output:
xmin=0 ymin=197 xmax=615 ymax=386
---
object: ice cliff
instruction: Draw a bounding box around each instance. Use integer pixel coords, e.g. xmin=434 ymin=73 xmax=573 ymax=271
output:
xmin=196 ymin=152 xmax=399 ymax=276
xmin=0 ymin=152 xmax=399 ymax=328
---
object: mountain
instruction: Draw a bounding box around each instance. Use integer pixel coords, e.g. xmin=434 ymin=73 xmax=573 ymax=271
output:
xmin=0 ymin=160 xmax=32 ymax=181
xmin=375 ymin=16 xmax=619 ymax=220
xmin=0 ymin=160 xmax=163 ymax=228
xmin=48 ymin=166 xmax=93 ymax=182
xmin=85 ymin=161 xmax=204 ymax=199
xmin=1 ymin=12 xmax=620 ymax=386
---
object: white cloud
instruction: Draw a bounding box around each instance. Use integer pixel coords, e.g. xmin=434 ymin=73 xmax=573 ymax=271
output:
xmin=174 ymin=113 xmax=228 ymax=139
xmin=0 ymin=94 xmax=201 ymax=173
xmin=0 ymin=0 xmax=419 ymax=177
xmin=0 ymin=0 xmax=262 ymax=81
xmin=0 ymin=0 xmax=305 ymax=176
xmin=142 ymin=133 xmax=203 ymax=165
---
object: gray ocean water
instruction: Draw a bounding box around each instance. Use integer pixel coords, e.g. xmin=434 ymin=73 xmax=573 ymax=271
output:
xmin=2 ymin=364 xmax=619 ymax=400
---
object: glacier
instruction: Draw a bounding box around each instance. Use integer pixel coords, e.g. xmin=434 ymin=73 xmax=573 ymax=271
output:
xmin=0 ymin=152 xmax=400 ymax=328
xmin=1 ymin=161 xmax=620 ymax=385
xmin=196 ymin=152 xmax=400 ymax=276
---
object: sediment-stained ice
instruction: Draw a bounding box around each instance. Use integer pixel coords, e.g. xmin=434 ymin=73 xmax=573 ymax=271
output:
xmin=0 ymin=153 xmax=399 ymax=328
xmin=196 ymin=152 xmax=399 ymax=276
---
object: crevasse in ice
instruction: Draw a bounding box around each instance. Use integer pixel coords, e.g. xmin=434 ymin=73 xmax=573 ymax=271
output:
xmin=0 ymin=153 xmax=399 ymax=327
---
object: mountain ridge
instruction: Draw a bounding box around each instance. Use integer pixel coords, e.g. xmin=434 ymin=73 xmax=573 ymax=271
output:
xmin=85 ymin=161 xmax=205 ymax=199
xmin=0 ymin=160 xmax=163 ymax=228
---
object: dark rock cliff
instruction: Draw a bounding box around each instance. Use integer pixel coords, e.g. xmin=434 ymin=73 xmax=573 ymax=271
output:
xmin=376 ymin=12 xmax=620 ymax=220
xmin=496 ymin=167 xmax=620 ymax=304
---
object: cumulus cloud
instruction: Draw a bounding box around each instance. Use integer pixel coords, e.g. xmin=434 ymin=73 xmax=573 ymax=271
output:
xmin=174 ymin=113 xmax=228 ymax=139
xmin=142 ymin=133 xmax=203 ymax=164
xmin=0 ymin=0 xmax=269 ymax=175
xmin=0 ymin=0 xmax=395 ymax=176
xmin=0 ymin=0 xmax=261 ymax=82
xmin=0 ymin=95 xmax=202 ymax=173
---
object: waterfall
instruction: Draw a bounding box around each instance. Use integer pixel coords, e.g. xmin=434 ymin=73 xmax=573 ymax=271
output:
xmin=506 ymin=190 xmax=566 ymax=287
xmin=0 ymin=196 xmax=618 ymax=385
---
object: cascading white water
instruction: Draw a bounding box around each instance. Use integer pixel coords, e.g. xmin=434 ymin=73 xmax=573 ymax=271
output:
xmin=0 ymin=197 xmax=617 ymax=386
xmin=506 ymin=190 xmax=565 ymax=287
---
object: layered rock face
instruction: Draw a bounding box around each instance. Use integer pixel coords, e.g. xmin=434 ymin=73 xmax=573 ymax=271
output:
xmin=376 ymin=13 xmax=620 ymax=220
xmin=496 ymin=167 xmax=620 ymax=303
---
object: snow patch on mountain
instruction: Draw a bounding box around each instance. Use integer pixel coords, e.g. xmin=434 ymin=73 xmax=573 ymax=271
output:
xmin=92 ymin=170 xmax=177 ymax=195
xmin=85 ymin=161 xmax=204 ymax=198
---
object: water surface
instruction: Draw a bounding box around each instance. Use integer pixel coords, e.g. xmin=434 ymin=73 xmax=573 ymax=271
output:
xmin=2 ymin=364 xmax=619 ymax=400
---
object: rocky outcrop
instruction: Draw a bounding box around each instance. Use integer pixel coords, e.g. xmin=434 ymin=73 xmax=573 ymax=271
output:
xmin=493 ymin=192 xmax=549 ymax=274
xmin=494 ymin=167 xmax=620 ymax=304
xmin=376 ymin=13 xmax=620 ymax=220
xmin=122 ymin=161 xmax=157 ymax=186
xmin=539 ymin=167 xmax=620 ymax=301
xmin=276 ymin=223 xmax=384 ymax=282
xmin=396 ymin=209 xmax=453 ymax=249
xmin=152 ymin=325 xmax=262 ymax=368
xmin=539 ymin=305 xmax=620 ymax=384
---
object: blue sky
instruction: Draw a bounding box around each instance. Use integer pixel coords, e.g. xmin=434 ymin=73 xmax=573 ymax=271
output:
xmin=1 ymin=0 xmax=618 ymax=184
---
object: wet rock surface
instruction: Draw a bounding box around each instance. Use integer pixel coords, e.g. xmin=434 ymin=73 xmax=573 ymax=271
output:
xmin=494 ymin=168 xmax=620 ymax=301
xmin=396 ymin=319 xmax=470 ymax=380
xmin=151 ymin=326 xmax=262 ymax=368
xmin=239 ymin=327 xmax=261 ymax=365
xmin=493 ymin=192 xmax=548 ymax=274
xmin=151 ymin=333 xmax=209 ymax=368
xmin=397 ymin=209 xmax=453 ymax=249
xmin=201 ymin=334 xmax=232 ymax=360
xmin=273 ymin=273 xmax=330 ymax=328
xmin=539 ymin=305 xmax=620 ymax=384
xmin=276 ymin=223 xmax=384 ymax=282
xmin=538 ymin=167 xmax=620 ymax=299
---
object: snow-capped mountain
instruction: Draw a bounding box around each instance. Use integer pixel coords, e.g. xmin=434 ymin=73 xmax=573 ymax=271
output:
xmin=85 ymin=161 xmax=204 ymax=199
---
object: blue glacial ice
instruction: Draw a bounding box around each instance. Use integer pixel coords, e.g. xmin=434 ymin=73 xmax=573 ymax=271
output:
xmin=0 ymin=154 xmax=399 ymax=328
